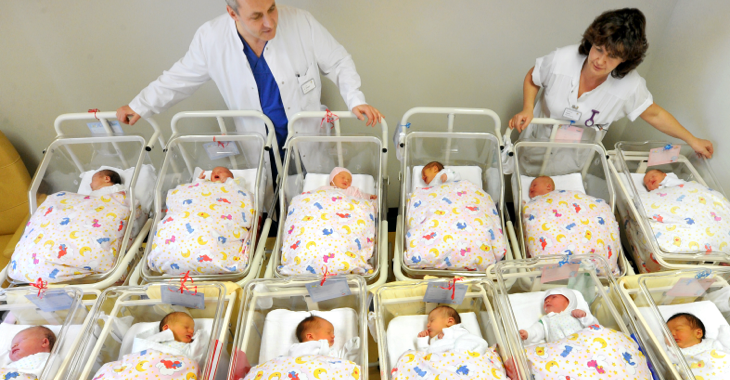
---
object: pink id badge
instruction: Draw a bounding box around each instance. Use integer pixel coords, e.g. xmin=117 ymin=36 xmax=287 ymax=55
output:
xmin=541 ymin=263 xmax=579 ymax=283
xmin=666 ymin=278 xmax=715 ymax=297
xmin=647 ymin=145 xmax=681 ymax=167
xmin=555 ymin=124 xmax=584 ymax=142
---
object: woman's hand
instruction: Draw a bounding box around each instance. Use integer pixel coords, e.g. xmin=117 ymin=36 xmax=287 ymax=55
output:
xmin=509 ymin=109 xmax=533 ymax=132
xmin=689 ymin=137 xmax=714 ymax=159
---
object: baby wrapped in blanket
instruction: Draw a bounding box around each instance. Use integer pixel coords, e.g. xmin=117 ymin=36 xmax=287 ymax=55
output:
xmin=519 ymin=288 xmax=652 ymax=379
xmin=148 ymin=167 xmax=255 ymax=275
xmin=0 ymin=326 xmax=56 ymax=380
xmin=92 ymin=312 xmax=207 ymax=379
xmin=664 ymin=312 xmax=730 ymax=379
xmin=10 ymin=170 xmax=133 ymax=283
xmin=391 ymin=306 xmax=507 ymax=379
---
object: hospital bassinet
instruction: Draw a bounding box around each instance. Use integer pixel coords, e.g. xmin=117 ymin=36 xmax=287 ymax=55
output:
xmin=227 ymin=276 xmax=369 ymax=379
xmin=62 ymin=282 xmax=236 ymax=380
xmin=0 ymin=111 xmax=164 ymax=289
xmin=393 ymin=107 xmax=510 ymax=279
xmin=372 ymin=279 xmax=515 ymax=380
xmin=489 ymin=254 xmax=660 ymax=380
xmin=619 ymin=268 xmax=730 ymax=379
xmin=267 ymin=111 xmax=388 ymax=288
xmin=509 ymin=118 xmax=631 ymax=276
xmin=0 ymin=286 xmax=98 ymax=380
xmin=139 ymin=110 xmax=280 ymax=284
xmin=608 ymin=141 xmax=730 ymax=273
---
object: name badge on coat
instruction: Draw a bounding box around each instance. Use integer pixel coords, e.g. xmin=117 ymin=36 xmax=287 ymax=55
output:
xmin=301 ymin=79 xmax=315 ymax=95
xmin=562 ymin=107 xmax=581 ymax=121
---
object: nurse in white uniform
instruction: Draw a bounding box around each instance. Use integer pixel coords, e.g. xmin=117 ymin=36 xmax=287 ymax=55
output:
xmin=116 ymin=0 xmax=382 ymax=201
xmin=509 ymin=8 xmax=713 ymax=161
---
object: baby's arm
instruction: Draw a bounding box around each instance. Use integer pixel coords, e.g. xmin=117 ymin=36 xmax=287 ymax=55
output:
xmin=340 ymin=336 xmax=361 ymax=361
xmin=573 ymin=309 xmax=598 ymax=327
xmin=520 ymin=321 xmax=546 ymax=345
xmin=416 ymin=330 xmax=431 ymax=351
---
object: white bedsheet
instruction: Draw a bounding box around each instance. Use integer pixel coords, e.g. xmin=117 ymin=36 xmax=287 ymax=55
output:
xmin=258 ymin=308 xmax=359 ymax=364
xmin=77 ymin=164 xmax=157 ymax=213
xmin=520 ymin=173 xmax=586 ymax=201
xmin=507 ymin=290 xmax=592 ymax=330
xmin=385 ymin=312 xmax=482 ymax=369
xmin=302 ymin=173 xmax=376 ymax=195
xmin=637 ymin=301 xmax=730 ymax=342
xmin=411 ymin=166 xmax=483 ymax=192
xmin=0 ymin=324 xmax=86 ymax=368
xmin=118 ymin=319 xmax=215 ymax=360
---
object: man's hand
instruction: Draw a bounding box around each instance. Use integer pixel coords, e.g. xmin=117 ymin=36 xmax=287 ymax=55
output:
xmin=519 ymin=329 xmax=528 ymax=340
xmin=571 ymin=309 xmax=586 ymax=318
xmin=417 ymin=329 xmax=430 ymax=338
xmin=352 ymin=104 xmax=383 ymax=127
xmin=117 ymin=105 xmax=141 ymax=125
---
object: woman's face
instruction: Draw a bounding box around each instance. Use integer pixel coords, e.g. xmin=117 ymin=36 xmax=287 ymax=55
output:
xmin=586 ymin=45 xmax=625 ymax=78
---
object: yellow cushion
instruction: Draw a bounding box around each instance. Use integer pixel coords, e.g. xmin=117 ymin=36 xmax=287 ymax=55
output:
xmin=3 ymin=213 xmax=29 ymax=258
xmin=0 ymin=235 xmax=12 ymax=269
xmin=0 ymin=131 xmax=31 ymax=235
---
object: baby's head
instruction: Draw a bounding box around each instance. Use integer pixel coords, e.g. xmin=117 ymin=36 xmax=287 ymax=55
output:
xmin=90 ymin=169 xmax=122 ymax=191
xmin=160 ymin=312 xmax=195 ymax=343
xmin=543 ymin=288 xmax=576 ymax=314
xmin=329 ymin=167 xmax=353 ymax=190
xmin=643 ymin=169 xmax=667 ymax=191
xmin=210 ymin=166 xmax=234 ymax=183
xmin=421 ymin=161 xmax=444 ymax=185
xmin=10 ymin=326 xmax=56 ymax=362
xmin=529 ymin=176 xmax=555 ymax=198
xmin=296 ymin=316 xmax=335 ymax=347
xmin=426 ymin=305 xmax=461 ymax=338
xmin=666 ymin=313 xmax=705 ymax=348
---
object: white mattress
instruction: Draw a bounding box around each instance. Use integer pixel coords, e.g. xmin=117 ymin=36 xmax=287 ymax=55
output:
xmin=192 ymin=167 xmax=258 ymax=194
xmin=77 ymin=164 xmax=157 ymax=213
xmin=520 ymin=173 xmax=586 ymax=201
xmin=302 ymin=173 xmax=376 ymax=195
xmin=118 ymin=318 xmax=215 ymax=360
xmin=0 ymin=323 xmax=87 ymax=368
xmin=258 ymin=308 xmax=359 ymax=364
xmin=637 ymin=301 xmax=730 ymax=342
xmin=623 ymin=172 xmax=680 ymax=195
xmin=411 ymin=165 xmax=483 ymax=192
xmin=507 ymin=290 xmax=591 ymax=331
xmin=385 ymin=312 xmax=482 ymax=369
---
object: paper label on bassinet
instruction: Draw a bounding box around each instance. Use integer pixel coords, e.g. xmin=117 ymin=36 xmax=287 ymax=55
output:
xmin=666 ymin=278 xmax=715 ymax=297
xmin=306 ymin=276 xmax=352 ymax=302
xmin=647 ymin=145 xmax=681 ymax=167
xmin=87 ymin=120 xmax=124 ymax=135
xmin=541 ymin=263 xmax=579 ymax=283
xmin=423 ymin=282 xmax=467 ymax=305
xmin=555 ymin=124 xmax=584 ymax=142
xmin=161 ymin=286 xmax=205 ymax=309
xmin=25 ymin=290 xmax=75 ymax=312
xmin=203 ymin=141 xmax=240 ymax=161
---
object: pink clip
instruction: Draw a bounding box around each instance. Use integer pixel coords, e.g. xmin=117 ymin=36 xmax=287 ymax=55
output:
xmin=30 ymin=277 xmax=48 ymax=299
xmin=440 ymin=277 xmax=464 ymax=300
xmin=88 ymin=108 xmax=100 ymax=121
xmin=320 ymin=266 xmax=331 ymax=286
xmin=320 ymin=109 xmax=339 ymax=130
xmin=172 ymin=270 xmax=197 ymax=295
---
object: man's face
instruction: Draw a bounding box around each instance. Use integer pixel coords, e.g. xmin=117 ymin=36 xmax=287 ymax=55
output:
xmin=228 ymin=0 xmax=278 ymax=43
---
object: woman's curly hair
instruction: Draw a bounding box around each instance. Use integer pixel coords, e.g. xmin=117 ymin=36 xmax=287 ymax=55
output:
xmin=579 ymin=8 xmax=649 ymax=78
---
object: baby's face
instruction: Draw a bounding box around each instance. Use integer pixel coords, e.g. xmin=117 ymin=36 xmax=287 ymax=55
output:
xmin=332 ymin=172 xmax=352 ymax=190
xmin=426 ymin=310 xmax=453 ymax=338
xmin=667 ymin=317 xmax=703 ymax=348
xmin=10 ymin=329 xmax=50 ymax=362
xmin=543 ymin=294 xmax=570 ymax=314
xmin=529 ymin=177 xmax=554 ymax=198
xmin=305 ymin=319 xmax=335 ymax=347
xmin=421 ymin=166 xmax=439 ymax=185
xmin=643 ymin=170 xmax=667 ymax=191
xmin=90 ymin=172 xmax=112 ymax=191
xmin=210 ymin=167 xmax=233 ymax=183
xmin=163 ymin=314 xmax=196 ymax=343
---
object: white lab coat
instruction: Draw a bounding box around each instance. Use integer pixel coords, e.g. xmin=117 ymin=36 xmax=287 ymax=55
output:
xmin=415 ymin=324 xmax=488 ymax=354
xmin=129 ymin=6 xmax=369 ymax=205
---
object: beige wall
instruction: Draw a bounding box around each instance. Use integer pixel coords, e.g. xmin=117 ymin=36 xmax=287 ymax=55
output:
xmin=0 ymin=0 xmax=681 ymax=206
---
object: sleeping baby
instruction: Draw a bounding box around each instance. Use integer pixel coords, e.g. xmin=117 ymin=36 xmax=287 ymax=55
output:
xmin=528 ymin=176 xmax=555 ymax=198
xmin=319 ymin=167 xmax=377 ymax=200
xmin=288 ymin=315 xmax=360 ymax=362
xmin=665 ymin=313 xmax=730 ymax=361
xmin=90 ymin=169 xmax=124 ymax=196
xmin=519 ymin=288 xmax=597 ymax=345
xmin=422 ymin=161 xmax=460 ymax=187
xmin=416 ymin=305 xmax=488 ymax=354
xmin=643 ymin=169 xmax=686 ymax=191
xmin=2 ymin=326 xmax=56 ymax=377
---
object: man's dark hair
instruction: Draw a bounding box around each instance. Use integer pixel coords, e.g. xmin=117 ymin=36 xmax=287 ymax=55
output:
xmin=579 ymin=8 xmax=648 ymax=78
xmin=668 ymin=313 xmax=706 ymax=340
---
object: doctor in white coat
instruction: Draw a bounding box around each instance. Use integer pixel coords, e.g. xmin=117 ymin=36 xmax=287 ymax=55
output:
xmin=117 ymin=0 xmax=382 ymax=199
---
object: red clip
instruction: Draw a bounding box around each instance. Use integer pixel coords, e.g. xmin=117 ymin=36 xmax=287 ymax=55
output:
xmin=320 ymin=266 xmax=331 ymax=286
xmin=171 ymin=270 xmax=197 ymax=295
xmin=440 ymin=277 xmax=464 ymax=300
xmin=320 ymin=109 xmax=339 ymax=130
xmin=88 ymin=108 xmax=100 ymax=120
xmin=30 ymin=277 xmax=48 ymax=299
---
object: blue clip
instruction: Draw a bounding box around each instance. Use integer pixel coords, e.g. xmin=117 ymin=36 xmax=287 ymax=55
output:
xmin=557 ymin=254 xmax=571 ymax=267
xmin=664 ymin=144 xmax=673 ymax=150
xmin=695 ymin=269 xmax=712 ymax=279
xmin=399 ymin=122 xmax=411 ymax=129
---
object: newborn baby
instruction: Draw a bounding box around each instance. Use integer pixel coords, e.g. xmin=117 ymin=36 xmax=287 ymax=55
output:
xmin=666 ymin=313 xmax=730 ymax=355
xmin=131 ymin=312 xmax=207 ymax=363
xmin=519 ymin=288 xmax=597 ymax=344
xmin=421 ymin=161 xmax=460 ymax=187
xmin=287 ymin=315 xmax=360 ymax=361
xmin=528 ymin=176 xmax=555 ymax=198
xmin=416 ymin=305 xmax=488 ymax=354
xmin=4 ymin=326 xmax=56 ymax=375
xmin=197 ymin=166 xmax=234 ymax=184
xmin=322 ymin=167 xmax=376 ymax=200
xmin=89 ymin=169 xmax=124 ymax=196
xmin=643 ymin=169 xmax=685 ymax=191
